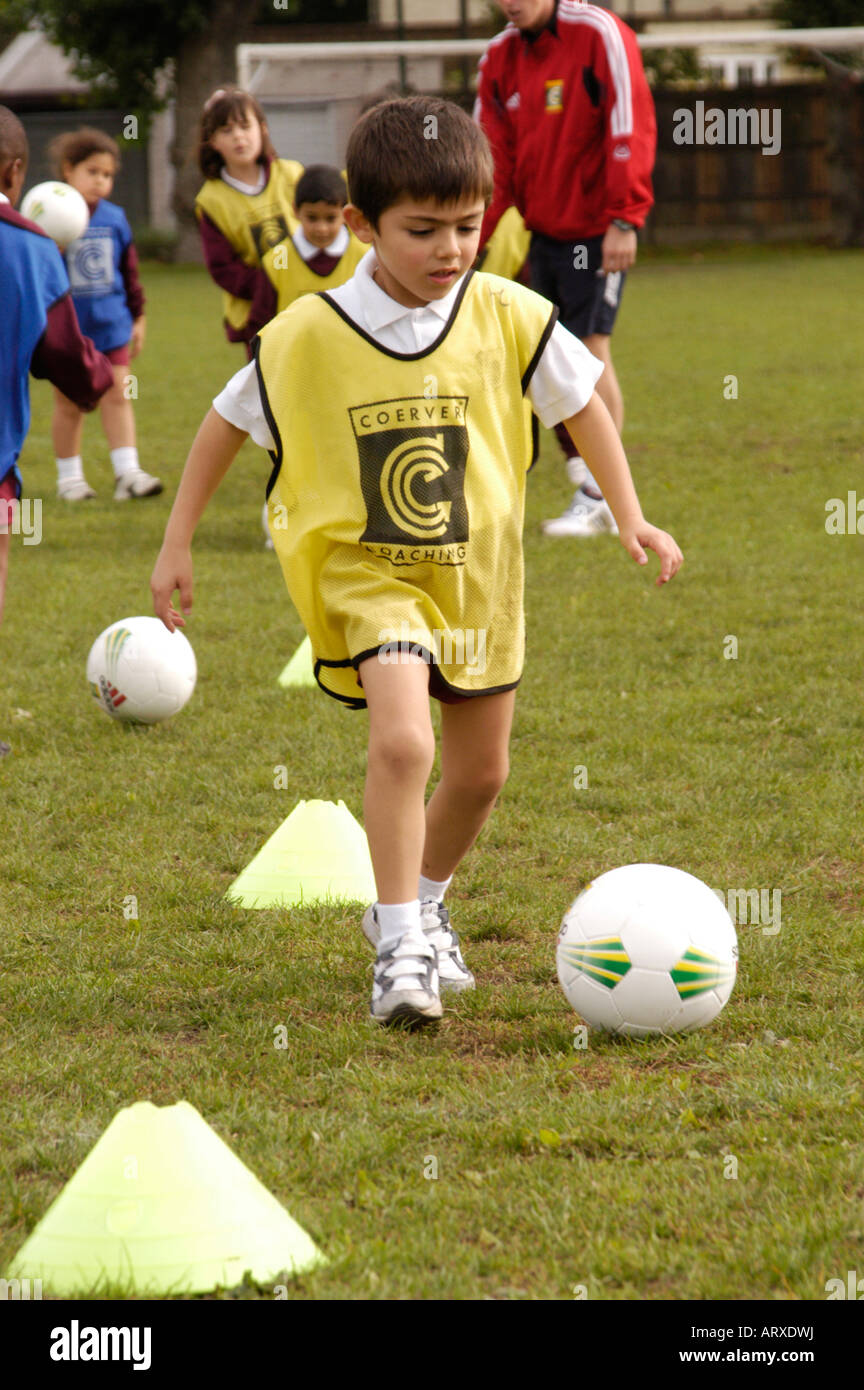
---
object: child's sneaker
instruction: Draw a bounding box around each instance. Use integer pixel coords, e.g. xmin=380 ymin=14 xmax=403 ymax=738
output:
xmin=420 ymin=897 xmax=475 ymax=994
xmin=542 ymin=489 xmax=618 ymax=538
xmin=57 ymin=477 xmax=96 ymax=500
xmin=364 ymin=900 xmax=475 ymax=994
xmin=114 ymin=469 xmax=163 ymax=500
xmin=370 ymin=928 xmax=442 ymax=1028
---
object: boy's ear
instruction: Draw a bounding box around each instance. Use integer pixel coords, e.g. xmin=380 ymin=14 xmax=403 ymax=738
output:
xmin=1 ymin=155 xmax=26 ymax=205
xmin=343 ymin=203 xmax=375 ymax=244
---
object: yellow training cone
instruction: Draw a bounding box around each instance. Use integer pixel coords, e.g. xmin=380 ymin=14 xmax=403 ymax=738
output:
xmin=278 ymin=634 xmax=316 ymax=688
xmin=5 ymin=1101 xmax=325 ymax=1296
xmin=225 ymin=799 xmax=377 ymax=909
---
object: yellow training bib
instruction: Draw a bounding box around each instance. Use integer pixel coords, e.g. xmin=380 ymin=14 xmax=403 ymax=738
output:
xmin=256 ymin=271 xmax=557 ymax=706
xmin=195 ymin=159 xmax=304 ymax=331
xmin=261 ymin=232 xmax=367 ymax=313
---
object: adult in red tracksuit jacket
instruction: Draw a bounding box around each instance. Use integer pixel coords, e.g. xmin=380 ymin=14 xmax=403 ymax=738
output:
xmin=475 ymin=0 xmax=656 ymax=537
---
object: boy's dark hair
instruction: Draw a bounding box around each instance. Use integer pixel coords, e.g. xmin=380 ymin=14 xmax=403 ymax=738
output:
xmin=198 ymin=86 xmax=276 ymax=178
xmin=49 ymin=127 xmax=120 ymax=176
xmin=294 ymin=164 xmax=346 ymax=210
xmin=346 ymin=96 xmax=494 ymax=228
xmin=0 ymin=106 xmax=28 ymax=166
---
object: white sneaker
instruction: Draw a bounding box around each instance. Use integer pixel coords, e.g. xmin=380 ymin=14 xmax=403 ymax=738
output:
xmin=565 ymin=456 xmax=587 ymax=488
xmin=57 ymin=477 xmax=96 ymax=500
xmin=542 ymin=489 xmax=619 ymax=538
xmin=114 ymin=469 xmax=163 ymax=500
xmin=420 ymin=898 xmax=475 ymax=994
xmin=363 ymin=900 xmax=475 ymax=995
xmin=262 ymin=500 xmax=274 ymax=549
xmin=370 ymin=928 xmax=442 ymax=1028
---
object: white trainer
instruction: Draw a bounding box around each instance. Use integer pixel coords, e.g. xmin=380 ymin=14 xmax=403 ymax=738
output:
xmin=114 ymin=469 xmax=163 ymax=500
xmin=370 ymin=928 xmax=442 ymax=1028
xmin=57 ymin=477 xmax=96 ymax=500
xmin=542 ymin=489 xmax=619 ymax=538
xmin=362 ymin=900 xmax=475 ymax=995
xmin=565 ymin=456 xmax=587 ymax=488
xmin=420 ymin=898 xmax=475 ymax=994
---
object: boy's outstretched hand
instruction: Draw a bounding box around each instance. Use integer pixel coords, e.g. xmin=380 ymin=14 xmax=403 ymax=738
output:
xmin=619 ymin=522 xmax=683 ymax=587
xmin=151 ymin=544 xmax=193 ymax=632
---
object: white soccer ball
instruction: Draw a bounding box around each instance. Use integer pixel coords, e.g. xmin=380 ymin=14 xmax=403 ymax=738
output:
xmin=20 ymin=181 xmax=89 ymax=247
xmin=557 ymin=864 xmax=738 ymax=1038
xmin=87 ymin=617 xmax=196 ymax=725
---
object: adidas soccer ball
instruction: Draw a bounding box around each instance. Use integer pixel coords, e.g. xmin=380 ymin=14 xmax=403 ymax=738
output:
xmin=87 ymin=617 xmax=196 ymax=725
xmin=557 ymin=864 xmax=738 ymax=1038
xmin=20 ymin=182 xmax=90 ymax=247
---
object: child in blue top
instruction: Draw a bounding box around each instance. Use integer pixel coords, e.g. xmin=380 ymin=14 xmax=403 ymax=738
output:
xmin=49 ymin=128 xmax=161 ymax=501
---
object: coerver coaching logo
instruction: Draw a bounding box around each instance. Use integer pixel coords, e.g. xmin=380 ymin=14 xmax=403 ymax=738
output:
xmin=351 ymin=397 xmax=470 ymax=565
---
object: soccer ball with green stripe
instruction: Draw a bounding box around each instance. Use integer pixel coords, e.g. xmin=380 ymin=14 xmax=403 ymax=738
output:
xmin=556 ymin=864 xmax=737 ymax=1038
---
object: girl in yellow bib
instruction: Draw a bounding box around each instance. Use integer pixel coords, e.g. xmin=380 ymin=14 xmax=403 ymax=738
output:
xmin=195 ymin=86 xmax=303 ymax=358
xmin=152 ymin=98 xmax=682 ymax=1030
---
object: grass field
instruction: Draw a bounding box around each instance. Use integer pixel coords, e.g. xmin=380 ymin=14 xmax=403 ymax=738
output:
xmin=1 ymin=248 xmax=863 ymax=1301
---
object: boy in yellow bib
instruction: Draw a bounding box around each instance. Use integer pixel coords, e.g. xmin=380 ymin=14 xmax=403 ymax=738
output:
xmin=151 ymin=98 xmax=682 ymax=1030
xmin=261 ymin=165 xmax=366 ymax=315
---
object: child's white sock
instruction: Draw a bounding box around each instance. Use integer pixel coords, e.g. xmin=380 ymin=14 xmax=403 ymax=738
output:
xmin=56 ymin=455 xmax=84 ymax=482
xmin=376 ymin=899 xmax=421 ymax=949
xmin=110 ymin=446 xmax=139 ymax=478
xmin=419 ymin=873 xmax=452 ymax=904
xmin=580 ymin=465 xmax=603 ymax=501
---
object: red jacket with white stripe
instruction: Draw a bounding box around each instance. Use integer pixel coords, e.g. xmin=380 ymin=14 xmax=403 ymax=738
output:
xmin=475 ymin=0 xmax=656 ymax=246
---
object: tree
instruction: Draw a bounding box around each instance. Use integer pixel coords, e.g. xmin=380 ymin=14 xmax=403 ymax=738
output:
xmin=773 ymin=0 xmax=864 ymax=25
xmin=3 ymin=0 xmax=260 ymax=256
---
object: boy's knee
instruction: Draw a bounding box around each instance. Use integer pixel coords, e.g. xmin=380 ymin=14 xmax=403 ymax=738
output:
xmin=369 ymin=720 xmax=435 ymax=779
xmin=450 ymin=755 xmax=509 ymax=805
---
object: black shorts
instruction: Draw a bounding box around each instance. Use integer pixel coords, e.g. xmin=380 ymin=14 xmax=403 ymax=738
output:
xmin=528 ymin=232 xmax=626 ymax=339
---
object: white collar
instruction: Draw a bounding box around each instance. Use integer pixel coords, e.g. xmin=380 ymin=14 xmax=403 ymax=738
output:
xmin=355 ymin=248 xmax=467 ymax=332
xmin=220 ymin=166 xmax=266 ymax=195
xmin=293 ymin=223 xmax=349 ymax=261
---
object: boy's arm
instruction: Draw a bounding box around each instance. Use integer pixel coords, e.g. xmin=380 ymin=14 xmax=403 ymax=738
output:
xmin=562 ymin=394 xmax=682 ymax=587
xmin=151 ymin=408 xmax=248 ymax=630
xmin=30 ymin=294 xmax=114 ymax=408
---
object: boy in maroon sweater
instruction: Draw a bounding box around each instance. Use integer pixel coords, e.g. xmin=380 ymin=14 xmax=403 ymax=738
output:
xmin=0 ymin=107 xmax=113 ymax=756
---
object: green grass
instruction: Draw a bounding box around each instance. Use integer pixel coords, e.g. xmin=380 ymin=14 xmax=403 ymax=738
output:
xmin=2 ymin=251 xmax=863 ymax=1301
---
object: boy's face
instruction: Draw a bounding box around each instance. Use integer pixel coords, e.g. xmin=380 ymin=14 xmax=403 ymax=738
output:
xmin=296 ymin=199 xmax=343 ymax=250
xmin=345 ymin=195 xmax=485 ymax=309
xmin=63 ymin=152 xmax=115 ymax=205
xmin=497 ymin=0 xmax=555 ymax=31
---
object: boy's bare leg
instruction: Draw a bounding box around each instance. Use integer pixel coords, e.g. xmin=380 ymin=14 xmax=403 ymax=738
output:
xmin=51 ymin=386 xmax=84 ymax=458
xmin=359 ymin=652 xmax=436 ymax=904
xmin=423 ymin=689 xmax=516 ymax=881
xmin=582 ymin=334 xmax=623 ymax=434
xmin=99 ymin=364 xmax=136 ymax=448
xmin=0 ymin=528 xmax=9 ymax=628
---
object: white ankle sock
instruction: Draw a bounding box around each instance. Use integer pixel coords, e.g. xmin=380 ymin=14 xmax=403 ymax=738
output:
xmin=419 ymin=873 xmax=452 ymax=903
xmin=110 ymin=446 xmax=139 ymax=478
xmin=56 ymin=455 xmax=84 ymax=482
xmin=376 ymin=899 xmax=421 ymax=949
xmin=580 ymin=466 xmax=603 ymax=500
